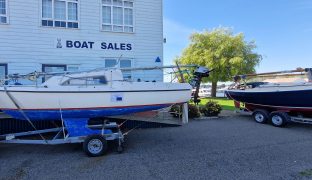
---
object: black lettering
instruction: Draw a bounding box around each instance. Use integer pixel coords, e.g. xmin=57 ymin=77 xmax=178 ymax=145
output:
xmin=81 ymin=42 xmax=88 ymax=48
xmin=101 ymin=42 xmax=107 ymax=49
xmin=108 ymin=43 xmax=114 ymax=50
xmin=88 ymin=42 xmax=95 ymax=49
xmin=66 ymin=41 xmax=73 ymax=48
xmin=120 ymin=43 xmax=126 ymax=50
xmin=126 ymin=44 xmax=132 ymax=50
xmin=74 ymin=41 xmax=81 ymax=48
xmin=114 ymin=43 xmax=120 ymax=50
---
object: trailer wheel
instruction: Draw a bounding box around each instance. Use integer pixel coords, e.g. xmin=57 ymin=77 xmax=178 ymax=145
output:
xmin=269 ymin=112 xmax=290 ymax=127
xmin=83 ymin=135 xmax=107 ymax=157
xmin=252 ymin=109 xmax=269 ymax=124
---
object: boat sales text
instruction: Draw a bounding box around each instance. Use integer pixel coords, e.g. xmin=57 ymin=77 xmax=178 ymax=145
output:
xmin=66 ymin=40 xmax=132 ymax=51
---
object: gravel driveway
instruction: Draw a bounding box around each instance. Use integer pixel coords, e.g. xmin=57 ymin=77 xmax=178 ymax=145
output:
xmin=1 ymin=115 xmax=312 ymax=180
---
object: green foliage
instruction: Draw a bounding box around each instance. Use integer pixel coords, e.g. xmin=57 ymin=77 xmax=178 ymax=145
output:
xmin=299 ymin=169 xmax=312 ymax=177
xmin=200 ymin=101 xmax=222 ymax=117
xmin=170 ymin=104 xmax=182 ymax=118
xmin=188 ymin=104 xmax=201 ymax=118
xmin=200 ymin=97 xmax=235 ymax=111
xmin=178 ymin=27 xmax=262 ymax=84
xmin=170 ymin=104 xmax=200 ymax=119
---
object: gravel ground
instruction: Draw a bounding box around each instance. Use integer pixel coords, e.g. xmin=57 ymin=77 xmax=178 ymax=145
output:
xmin=1 ymin=115 xmax=312 ymax=180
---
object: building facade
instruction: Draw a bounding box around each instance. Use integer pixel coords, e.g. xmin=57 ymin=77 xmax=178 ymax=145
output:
xmin=0 ymin=0 xmax=164 ymax=82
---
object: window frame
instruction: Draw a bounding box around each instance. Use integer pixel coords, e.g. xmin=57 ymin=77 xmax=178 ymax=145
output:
xmin=0 ymin=63 xmax=8 ymax=85
xmin=0 ymin=0 xmax=8 ymax=24
xmin=61 ymin=76 xmax=108 ymax=86
xmin=104 ymin=59 xmax=133 ymax=80
xmin=101 ymin=0 xmax=135 ymax=33
xmin=40 ymin=0 xmax=80 ymax=29
xmin=0 ymin=63 xmax=8 ymax=77
xmin=42 ymin=64 xmax=67 ymax=82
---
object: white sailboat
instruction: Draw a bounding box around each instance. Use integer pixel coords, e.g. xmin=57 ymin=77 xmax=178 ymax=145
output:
xmin=0 ymin=68 xmax=194 ymax=121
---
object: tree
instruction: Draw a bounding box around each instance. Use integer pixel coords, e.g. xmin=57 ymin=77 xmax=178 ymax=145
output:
xmin=178 ymin=28 xmax=262 ymax=97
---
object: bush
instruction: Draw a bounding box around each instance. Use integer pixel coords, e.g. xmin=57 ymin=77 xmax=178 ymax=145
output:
xmin=170 ymin=105 xmax=182 ymax=118
xmin=188 ymin=104 xmax=201 ymax=118
xmin=200 ymin=101 xmax=222 ymax=117
xmin=170 ymin=104 xmax=200 ymax=119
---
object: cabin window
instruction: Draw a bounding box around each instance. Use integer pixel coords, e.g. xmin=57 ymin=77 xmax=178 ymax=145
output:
xmin=64 ymin=76 xmax=108 ymax=86
xmin=41 ymin=0 xmax=79 ymax=28
xmin=0 ymin=0 xmax=8 ymax=24
xmin=42 ymin=64 xmax=67 ymax=82
xmin=101 ymin=0 xmax=134 ymax=33
xmin=104 ymin=59 xmax=132 ymax=80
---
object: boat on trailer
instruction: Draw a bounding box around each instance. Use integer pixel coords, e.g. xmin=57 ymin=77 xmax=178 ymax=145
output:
xmin=0 ymin=69 xmax=192 ymax=121
xmin=225 ymin=68 xmax=312 ymax=127
xmin=0 ymin=65 xmax=211 ymax=156
xmin=226 ymin=68 xmax=312 ymax=127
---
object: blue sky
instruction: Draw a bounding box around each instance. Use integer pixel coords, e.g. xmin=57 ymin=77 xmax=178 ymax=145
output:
xmin=163 ymin=0 xmax=312 ymax=73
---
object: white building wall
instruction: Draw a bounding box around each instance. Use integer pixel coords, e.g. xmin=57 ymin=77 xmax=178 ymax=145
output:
xmin=0 ymin=0 xmax=164 ymax=82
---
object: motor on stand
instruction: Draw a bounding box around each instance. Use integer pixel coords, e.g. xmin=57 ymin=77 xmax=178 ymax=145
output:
xmin=190 ymin=66 xmax=212 ymax=105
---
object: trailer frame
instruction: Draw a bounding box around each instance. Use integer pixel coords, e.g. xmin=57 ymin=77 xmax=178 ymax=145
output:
xmin=0 ymin=122 xmax=125 ymax=156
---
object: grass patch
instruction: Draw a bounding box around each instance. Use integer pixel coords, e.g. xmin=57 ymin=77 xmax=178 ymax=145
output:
xmin=199 ymin=97 xmax=235 ymax=111
xmin=299 ymin=169 xmax=312 ymax=177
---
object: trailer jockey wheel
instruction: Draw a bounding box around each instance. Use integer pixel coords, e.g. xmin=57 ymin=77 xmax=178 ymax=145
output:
xmin=83 ymin=135 xmax=108 ymax=157
xmin=252 ymin=109 xmax=269 ymax=124
xmin=269 ymin=112 xmax=290 ymax=127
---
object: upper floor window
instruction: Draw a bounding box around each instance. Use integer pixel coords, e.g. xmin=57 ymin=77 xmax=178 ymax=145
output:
xmin=0 ymin=0 xmax=8 ymax=24
xmin=102 ymin=0 xmax=134 ymax=33
xmin=41 ymin=0 xmax=79 ymax=29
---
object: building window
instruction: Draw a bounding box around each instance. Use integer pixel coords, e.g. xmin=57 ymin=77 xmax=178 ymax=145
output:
xmin=102 ymin=0 xmax=134 ymax=33
xmin=0 ymin=64 xmax=7 ymax=80
xmin=41 ymin=0 xmax=79 ymax=29
xmin=104 ymin=59 xmax=132 ymax=80
xmin=42 ymin=64 xmax=67 ymax=82
xmin=0 ymin=0 xmax=8 ymax=24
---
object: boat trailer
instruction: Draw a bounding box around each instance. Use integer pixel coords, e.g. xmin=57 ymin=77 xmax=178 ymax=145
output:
xmin=235 ymin=106 xmax=312 ymax=128
xmin=231 ymin=68 xmax=312 ymax=128
xmin=0 ymin=65 xmax=211 ymax=156
xmin=0 ymin=120 xmax=125 ymax=157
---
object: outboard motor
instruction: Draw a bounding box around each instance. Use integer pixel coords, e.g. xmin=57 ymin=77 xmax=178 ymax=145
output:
xmin=190 ymin=66 xmax=211 ymax=104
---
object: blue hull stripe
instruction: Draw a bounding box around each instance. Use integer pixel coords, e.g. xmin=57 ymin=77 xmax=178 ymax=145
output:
xmin=3 ymin=104 xmax=170 ymax=121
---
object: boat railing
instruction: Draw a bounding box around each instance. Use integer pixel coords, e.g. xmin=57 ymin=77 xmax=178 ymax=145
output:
xmin=0 ymin=65 xmax=200 ymax=87
xmin=229 ymin=68 xmax=312 ymax=90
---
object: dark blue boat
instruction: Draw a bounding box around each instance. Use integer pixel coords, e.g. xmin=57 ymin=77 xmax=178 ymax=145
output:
xmin=225 ymin=83 xmax=312 ymax=115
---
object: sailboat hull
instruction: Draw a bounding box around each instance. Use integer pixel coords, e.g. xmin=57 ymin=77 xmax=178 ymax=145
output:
xmin=225 ymin=85 xmax=312 ymax=114
xmin=2 ymin=104 xmax=171 ymax=121
xmin=0 ymin=86 xmax=192 ymax=121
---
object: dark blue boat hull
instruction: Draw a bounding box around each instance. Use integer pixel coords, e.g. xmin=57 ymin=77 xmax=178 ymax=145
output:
xmin=225 ymin=89 xmax=312 ymax=114
xmin=3 ymin=104 xmax=171 ymax=121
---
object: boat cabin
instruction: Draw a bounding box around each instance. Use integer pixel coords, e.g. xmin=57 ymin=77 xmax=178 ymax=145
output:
xmin=42 ymin=69 xmax=124 ymax=87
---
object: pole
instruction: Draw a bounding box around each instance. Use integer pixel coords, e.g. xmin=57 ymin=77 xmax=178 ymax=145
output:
xmin=182 ymin=103 xmax=189 ymax=124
